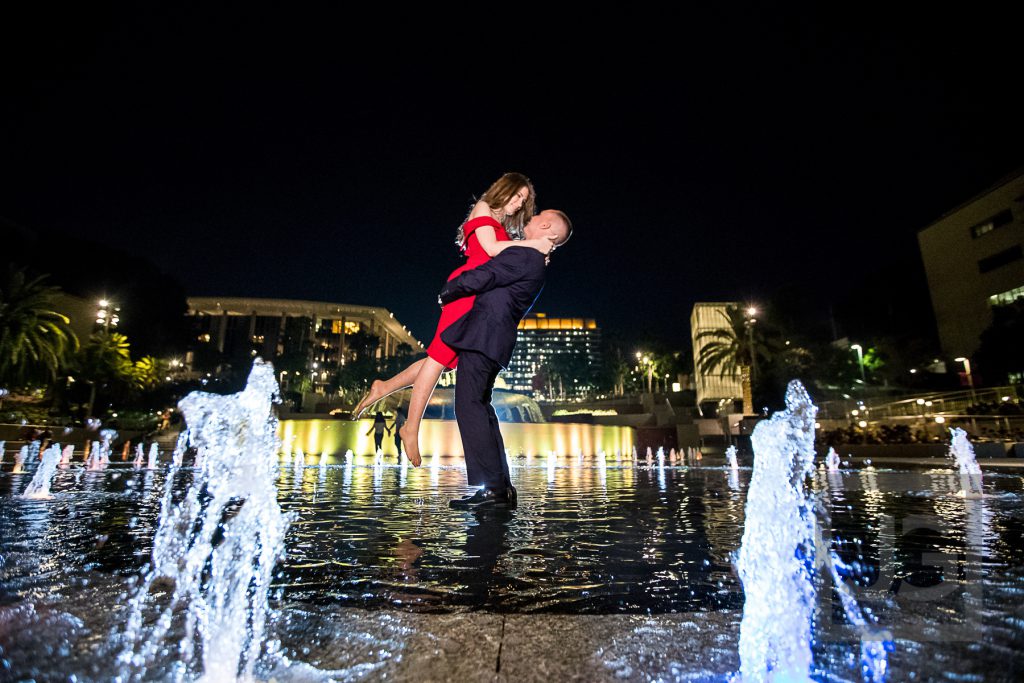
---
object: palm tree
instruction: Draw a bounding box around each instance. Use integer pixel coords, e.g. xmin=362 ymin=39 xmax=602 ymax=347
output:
xmin=74 ymin=331 xmax=136 ymax=417
xmin=695 ymin=305 xmax=778 ymax=414
xmin=0 ymin=266 xmax=79 ymax=388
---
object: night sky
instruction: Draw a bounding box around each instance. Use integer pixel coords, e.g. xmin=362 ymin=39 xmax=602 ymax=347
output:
xmin=3 ymin=6 xmax=1022 ymax=348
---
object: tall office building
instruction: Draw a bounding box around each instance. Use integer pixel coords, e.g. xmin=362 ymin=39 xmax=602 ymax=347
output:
xmin=918 ymin=169 xmax=1024 ymax=361
xmin=505 ymin=313 xmax=601 ymax=400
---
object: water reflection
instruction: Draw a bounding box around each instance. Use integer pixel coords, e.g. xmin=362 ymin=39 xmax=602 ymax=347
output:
xmin=1 ymin=460 xmax=1021 ymax=624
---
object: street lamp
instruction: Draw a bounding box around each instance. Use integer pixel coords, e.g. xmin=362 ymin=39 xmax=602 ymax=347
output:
xmin=96 ymin=299 xmax=120 ymax=331
xmin=850 ymin=344 xmax=866 ymax=383
xmin=743 ymin=306 xmax=758 ymax=383
xmin=636 ymin=352 xmax=654 ymax=394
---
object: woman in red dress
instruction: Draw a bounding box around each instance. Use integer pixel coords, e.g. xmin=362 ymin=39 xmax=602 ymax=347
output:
xmin=353 ymin=172 xmax=554 ymax=466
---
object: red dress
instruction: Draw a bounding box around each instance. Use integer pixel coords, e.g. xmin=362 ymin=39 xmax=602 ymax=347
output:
xmin=426 ymin=215 xmax=509 ymax=369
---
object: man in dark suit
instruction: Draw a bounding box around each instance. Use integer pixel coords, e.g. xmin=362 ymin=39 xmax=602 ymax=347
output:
xmin=439 ymin=209 xmax=573 ymax=509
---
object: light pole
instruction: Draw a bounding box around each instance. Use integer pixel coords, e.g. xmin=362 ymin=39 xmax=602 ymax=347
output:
xmin=95 ymin=299 xmax=120 ymax=332
xmin=744 ymin=306 xmax=758 ymax=382
xmin=636 ymin=352 xmax=654 ymax=395
xmin=851 ymin=343 xmax=866 ymax=383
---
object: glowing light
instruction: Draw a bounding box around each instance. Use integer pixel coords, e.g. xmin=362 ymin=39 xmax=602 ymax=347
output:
xmin=934 ymin=416 xmax=945 ymax=424
xmin=858 ymin=420 xmax=867 ymax=428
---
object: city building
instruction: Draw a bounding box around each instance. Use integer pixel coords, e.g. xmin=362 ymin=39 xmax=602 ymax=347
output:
xmin=690 ymin=302 xmax=743 ymax=412
xmin=505 ymin=313 xmax=601 ymax=401
xmin=185 ymin=297 xmax=424 ymax=393
xmin=918 ymin=169 xmax=1024 ymax=361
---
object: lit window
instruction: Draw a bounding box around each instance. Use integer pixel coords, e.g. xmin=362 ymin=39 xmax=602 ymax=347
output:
xmin=990 ymin=285 xmax=1024 ymax=307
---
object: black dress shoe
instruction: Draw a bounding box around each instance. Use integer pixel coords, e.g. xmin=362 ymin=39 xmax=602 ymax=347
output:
xmin=449 ymin=487 xmax=510 ymax=509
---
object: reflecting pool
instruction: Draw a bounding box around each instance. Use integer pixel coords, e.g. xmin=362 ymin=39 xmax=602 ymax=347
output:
xmin=1 ymin=455 xmax=1023 ymax=681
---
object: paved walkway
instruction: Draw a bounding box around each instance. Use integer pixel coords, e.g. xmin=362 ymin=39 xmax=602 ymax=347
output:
xmin=273 ymin=608 xmax=742 ymax=682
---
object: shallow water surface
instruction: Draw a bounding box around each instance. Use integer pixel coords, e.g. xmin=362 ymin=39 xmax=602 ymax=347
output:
xmin=1 ymin=455 xmax=1023 ymax=680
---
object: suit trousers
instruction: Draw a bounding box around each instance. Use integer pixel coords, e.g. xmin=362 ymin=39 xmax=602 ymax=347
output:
xmin=454 ymin=350 xmax=510 ymax=490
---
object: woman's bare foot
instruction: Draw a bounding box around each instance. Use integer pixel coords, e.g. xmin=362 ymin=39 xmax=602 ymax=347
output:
xmin=352 ymin=380 xmax=385 ymax=419
xmin=399 ymin=422 xmax=421 ymax=467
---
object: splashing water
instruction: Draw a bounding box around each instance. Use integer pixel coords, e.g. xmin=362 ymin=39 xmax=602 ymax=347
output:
xmin=133 ymin=443 xmax=145 ymax=468
xmin=0 ymin=440 xmax=5 ymax=465
xmin=726 ymin=445 xmax=739 ymax=470
xmin=59 ymin=444 xmax=73 ymax=466
xmin=118 ymin=359 xmax=293 ymax=681
xmin=148 ymin=442 xmax=159 ymax=469
xmin=28 ymin=438 xmax=42 ymax=463
xmin=736 ymin=380 xmax=818 ymax=682
xmin=86 ymin=441 xmax=104 ymax=470
xmin=172 ymin=431 xmax=188 ymax=467
xmin=21 ymin=445 xmax=62 ymax=499
xmin=826 ymin=447 xmax=841 ymax=472
xmin=827 ymin=552 xmax=893 ymax=682
xmin=13 ymin=445 xmax=28 ymax=473
xmin=949 ymin=427 xmax=983 ymax=496
xmin=737 ymin=380 xmax=891 ymax=682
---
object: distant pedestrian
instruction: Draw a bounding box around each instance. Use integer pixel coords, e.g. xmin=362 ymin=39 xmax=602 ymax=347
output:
xmin=392 ymin=407 xmax=407 ymax=456
xmin=366 ymin=411 xmax=389 ymax=454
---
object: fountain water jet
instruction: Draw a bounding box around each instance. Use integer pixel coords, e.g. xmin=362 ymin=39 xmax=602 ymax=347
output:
xmin=28 ymin=438 xmax=42 ymax=463
xmin=21 ymin=444 xmax=62 ymax=499
xmin=736 ymin=380 xmax=818 ymax=682
xmin=949 ymin=427 xmax=983 ymax=496
xmin=13 ymin=445 xmax=28 ymax=473
xmin=826 ymin=447 xmax=841 ymax=472
xmin=726 ymin=445 xmax=739 ymax=470
xmin=148 ymin=442 xmax=159 ymax=469
xmin=737 ymin=380 xmax=891 ymax=682
xmin=118 ymin=359 xmax=293 ymax=681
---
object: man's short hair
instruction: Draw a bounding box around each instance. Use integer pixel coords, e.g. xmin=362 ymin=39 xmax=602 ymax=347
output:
xmin=547 ymin=209 xmax=573 ymax=245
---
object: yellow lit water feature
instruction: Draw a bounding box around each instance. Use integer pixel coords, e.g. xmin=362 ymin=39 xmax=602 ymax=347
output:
xmin=279 ymin=418 xmax=635 ymax=457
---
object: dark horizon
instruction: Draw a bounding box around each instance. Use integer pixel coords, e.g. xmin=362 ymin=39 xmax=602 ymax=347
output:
xmin=3 ymin=6 xmax=1022 ymax=349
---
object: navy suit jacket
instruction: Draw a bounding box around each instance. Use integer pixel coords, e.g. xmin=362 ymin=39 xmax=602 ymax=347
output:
xmin=439 ymin=247 xmax=546 ymax=369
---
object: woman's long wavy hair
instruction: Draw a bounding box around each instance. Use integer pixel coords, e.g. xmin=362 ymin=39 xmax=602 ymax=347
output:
xmin=455 ymin=172 xmax=536 ymax=247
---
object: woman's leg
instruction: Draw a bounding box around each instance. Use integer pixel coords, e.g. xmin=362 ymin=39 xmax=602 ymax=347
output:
xmin=353 ymin=357 xmax=427 ymax=418
xmin=398 ymin=357 xmax=446 ymax=467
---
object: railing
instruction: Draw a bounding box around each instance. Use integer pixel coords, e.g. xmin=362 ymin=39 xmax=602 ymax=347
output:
xmin=816 ymin=385 xmax=1023 ymax=420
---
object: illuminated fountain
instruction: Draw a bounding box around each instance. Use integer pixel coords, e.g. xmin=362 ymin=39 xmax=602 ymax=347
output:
xmin=21 ymin=444 xmax=61 ymax=499
xmin=27 ymin=438 xmax=42 ymax=463
xmin=13 ymin=445 xmax=28 ymax=473
xmin=737 ymin=380 xmax=817 ymax=681
xmin=132 ymin=443 xmax=144 ymax=468
xmin=0 ymin=439 xmax=5 ymax=465
xmin=118 ymin=359 xmax=292 ymax=681
xmin=147 ymin=442 xmax=159 ymax=469
xmin=737 ymin=380 xmax=889 ymax=682
xmin=826 ymin=447 xmax=841 ymax=472
xmin=726 ymin=445 xmax=739 ymax=470
xmin=948 ymin=427 xmax=983 ymax=496
xmin=59 ymin=444 xmax=73 ymax=466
